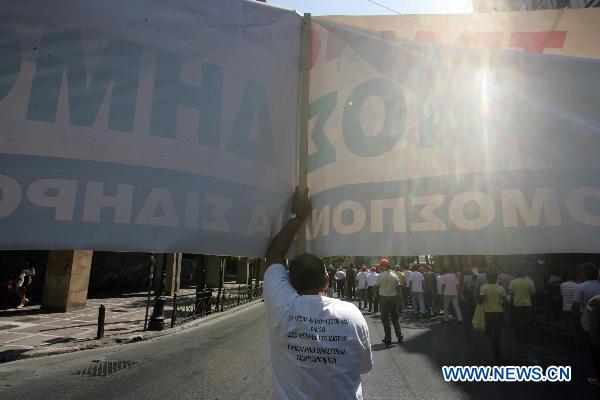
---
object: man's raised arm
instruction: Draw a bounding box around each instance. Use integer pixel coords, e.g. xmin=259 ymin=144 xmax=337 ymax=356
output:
xmin=265 ymin=187 xmax=310 ymax=268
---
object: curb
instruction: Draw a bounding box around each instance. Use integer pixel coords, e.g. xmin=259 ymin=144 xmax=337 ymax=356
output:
xmin=0 ymin=299 xmax=264 ymax=363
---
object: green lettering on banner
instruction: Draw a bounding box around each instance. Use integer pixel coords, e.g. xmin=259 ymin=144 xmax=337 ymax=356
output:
xmin=342 ymin=78 xmax=406 ymax=157
xmin=307 ymin=91 xmax=337 ymax=172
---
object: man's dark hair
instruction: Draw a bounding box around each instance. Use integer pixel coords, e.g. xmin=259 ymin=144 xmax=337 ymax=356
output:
xmin=566 ymin=269 xmax=576 ymax=281
xmin=289 ymin=253 xmax=328 ymax=294
xmin=487 ymin=271 xmax=498 ymax=284
xmin=582 ymin=263 xmax=598 ymax=280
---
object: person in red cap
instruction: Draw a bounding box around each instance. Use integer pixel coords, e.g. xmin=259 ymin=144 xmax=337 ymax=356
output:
xmin=375 ymin=258 xmax=403 ymax=345
xmin=355 ymin=265 xmax=369 ymax=309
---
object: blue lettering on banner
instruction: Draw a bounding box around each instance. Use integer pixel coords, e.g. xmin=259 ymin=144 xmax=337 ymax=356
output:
xmin=150 ymin=50 xmax=222 ymax=146
xmin=26 ymin=27 xmax=143 ymax=132
xmin=0 ymin=24 xmax=21 ymax=101
xmin=228 ymin=80 xmax=278 ymax=165
xmin=0 ymin=153 xmax=286 ymax=256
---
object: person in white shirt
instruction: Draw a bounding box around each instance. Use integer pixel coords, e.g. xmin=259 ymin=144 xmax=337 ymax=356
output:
xmin=334 ymin=268 xmax=346 ymax=299
xmin=440 ymin=269 xmax=463 ymax=322
xmin=572 ymin=263 xmax=600 ymax=334
xmin=560 ymin=270 xmax=578 ymax=318
xmin=367 ymin=267 xmax=379 ymax=313
xmin=409 ymin=267 xmax=425 ymax=315
xmin=264 ymin=187 xmax=372 ymax=400
xmin=355 ymin=266 xmax=369 ymax=309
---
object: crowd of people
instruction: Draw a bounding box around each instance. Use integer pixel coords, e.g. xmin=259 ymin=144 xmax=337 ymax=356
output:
xmin=325 ymin=259 xmax=600 ymax=386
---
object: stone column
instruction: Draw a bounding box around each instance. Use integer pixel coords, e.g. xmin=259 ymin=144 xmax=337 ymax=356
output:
xmin=165 ymin=253 xmax=182 ymax=296
xmin=152 ymin=253 xmax=181 ymax=296
xmin=42 ymin=250 xmax=93 ymax=312
xmin=206 ymin=255 xmax=221 ymax=288
xmin=236 ymin=258 xmax=250 ymax=284
xmin=258 ymin=259 xmax=267 ymax=281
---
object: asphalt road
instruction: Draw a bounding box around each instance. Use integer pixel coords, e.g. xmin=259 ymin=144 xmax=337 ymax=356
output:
xmin=0 ymin=301 xmax=597 ymax=399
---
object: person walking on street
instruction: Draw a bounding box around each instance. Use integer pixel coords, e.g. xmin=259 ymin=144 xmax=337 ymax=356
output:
xmin=355 ymin=266 xmax=369 ymax=309
xmin=264 ymin=187 xmax=372 ymax=399
xmin=375 ymin=259 xmax=403 ymax=346
xmin=479 ymin=271 xmax=505 ymax=360
xmin=572 ymin=263 xmax=600 ymax=384
xmin=409 ymin=267 xmax=426 ymax=316
xmin=346 ymin=267 xmax=356 ymax=300
xmin=393 ymin=265 xmax=406 ymax=313
xmin=335 ymin=268 xmax=346 ymax=299
xmin=586 ymin=294 xmax=600 ymax=387
xmin=461 ymin=268 xmax=476 ymax=321
xmin=509 ymin=268 xmax=536 ymax=338
xmin=16 ymin=260 xmax=36 ymax=309
xmin=560 ymin=270 xmax=578 ymax=321
xmin=441 ymin=268 xmax=463 ymax=322
xmin=423 ymin=266 xmax=437 ymax=318
xmin=367 ymin=267 xmax=379 ymax=313
xmin=327 ymin=267 xmax=335 ymax=298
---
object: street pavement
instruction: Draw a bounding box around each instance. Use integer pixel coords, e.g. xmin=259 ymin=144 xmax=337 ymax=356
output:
xmin=0 ymin=299 xmax=598 ymax=399
xmin=0 ymin=290 xmax=183 ymax=362
xmin=0 ymin=285 xmax=244 ymax=362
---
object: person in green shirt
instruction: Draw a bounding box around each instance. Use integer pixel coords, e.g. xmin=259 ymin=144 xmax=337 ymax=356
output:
xmin=479 ymin=271 xmax=505 ymax=360
xmin=509 ymin=269 xmax=535 ymax=338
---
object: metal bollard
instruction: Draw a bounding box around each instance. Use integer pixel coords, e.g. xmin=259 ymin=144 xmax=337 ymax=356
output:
xmin=97 ymin=304 xmax=105 ymax=339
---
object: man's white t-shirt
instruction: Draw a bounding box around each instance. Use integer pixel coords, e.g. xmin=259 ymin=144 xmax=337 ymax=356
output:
xmin=410 ymin=271 xmax=424 ymax=293
xmin=440 ymin=273 xmax=459 ymax=296
xmin=355 ymin=271 xmax=368 ymax=290
xmin=573 ymin=280 xmax=600 ymax=332
xmin=264 ymin=264 xmax=372 ymax=400
xmin=366 ymin=271 xmax=379 ymax=287
xmin=403 ymin=270 xmax=412 ymax=287
xmin=334 ymin=270 xmax=346 ymax=281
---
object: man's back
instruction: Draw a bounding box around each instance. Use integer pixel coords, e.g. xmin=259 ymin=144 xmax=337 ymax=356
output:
xmin=377 ymin=271 xmax=399 ymax=296
xmin=410 ymin=271 xmax=424 ymax=292
xmin=264 ymin=264 xmax=372 ymax=400
xmin=510 ymin=277 xmax=535 ymax=307
xmin=356 ymin=271 xmax=368 ymax=289
xmin=424 ymin=271 xmax=437 ymax=292
xmin=574 ymin=279 xmax=600 ymax=332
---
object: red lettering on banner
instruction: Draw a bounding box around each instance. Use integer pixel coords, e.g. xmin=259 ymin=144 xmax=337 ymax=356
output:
xmin=414 ymin=31 xmax=436 ymax=43
xmin=508 ymin=31 xmax=567 ymax=52
xmin=378 ymin=31 xmax=396 ymax=40
xmin=310 ymin=29 xmax=322 ymax=68
xmin=325 ymin=30 xmax=347 ymax=62
xmin=455 ymin=32 xmax=504 ymax=48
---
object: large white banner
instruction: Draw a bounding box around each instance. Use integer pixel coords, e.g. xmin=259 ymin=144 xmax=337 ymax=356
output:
xmin=0 ymin=0 xmax=301 ymax=256
xmin=306 ymin=14 xmax=600 ymax=256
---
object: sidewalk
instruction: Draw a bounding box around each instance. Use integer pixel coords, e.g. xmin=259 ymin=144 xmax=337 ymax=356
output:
xmin=0 ymin=284 xmax=244 ymax=362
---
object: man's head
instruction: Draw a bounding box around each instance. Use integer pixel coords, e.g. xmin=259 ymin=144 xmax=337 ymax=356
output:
xmin=582 ymin=262 xmax=599 ymax=280
xmin=289 ymin=253 xmax=328 ymax=295
xmin=378 ymin=258 xmax=391 ymax=271
xmin=488 ymin=271 xmax=498 ymax=284
xmin=360 ymin=265 xmax=366 ymax=271
xmin=370 ymin=266 xmax=376 ymax=272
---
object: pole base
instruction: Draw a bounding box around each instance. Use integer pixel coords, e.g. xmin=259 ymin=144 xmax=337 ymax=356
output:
xmin=147 ymin=296 xmax=167 ymax=331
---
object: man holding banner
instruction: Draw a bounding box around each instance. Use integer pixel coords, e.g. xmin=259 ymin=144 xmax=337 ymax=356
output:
xmin=264 ymin=187 xmax=372 ymax=400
